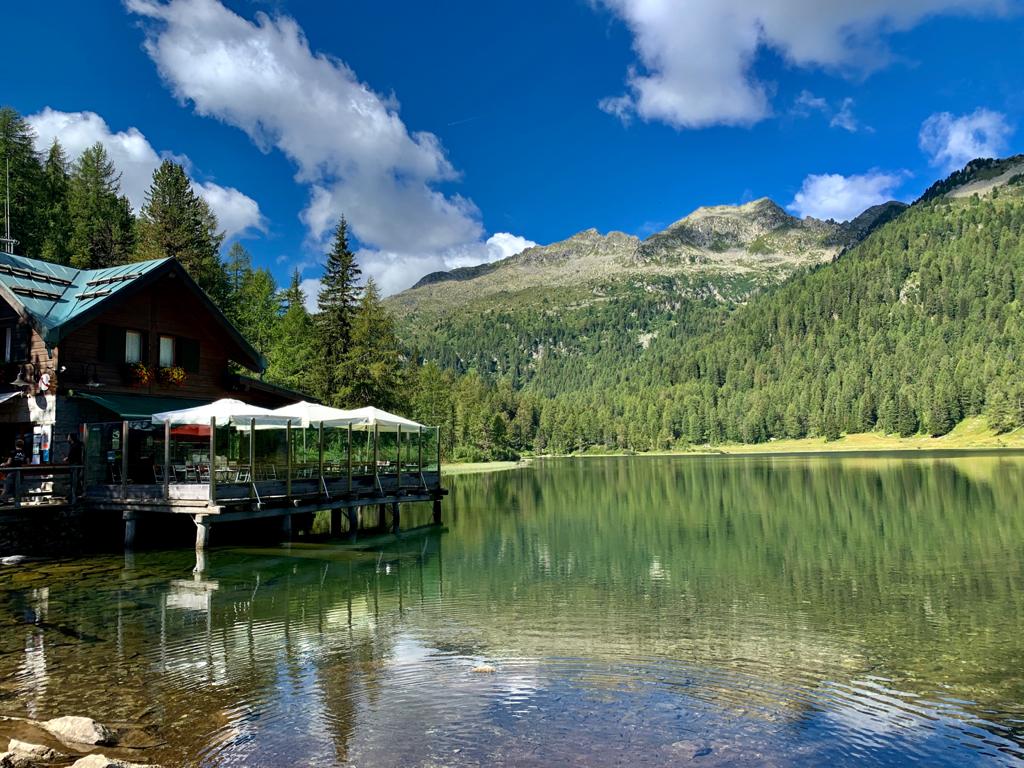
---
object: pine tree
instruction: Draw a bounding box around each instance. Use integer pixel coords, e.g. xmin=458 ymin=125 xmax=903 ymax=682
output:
xmin=336 ymin=278 xmax=402 ymax=410
xmin=266 ymin=270 xmax=315 ymax=391
xmin=68 ymin=143 xmax=134 ymax=269
xmin=234 ymin=267 xmax=279 ymax=364
xmin=135 ymin=159 xmax=228 ymax=302
xmin=39 ymin=140 xmax=71 ymax=264
xmin=0 ymin=107 xmax=44 ymax=257
xmin=314 ymin=217 xmax=361 ymax=401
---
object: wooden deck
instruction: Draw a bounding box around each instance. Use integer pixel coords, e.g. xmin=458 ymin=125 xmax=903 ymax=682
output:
xmin=83 ymin=470 xmax=446 ymax=550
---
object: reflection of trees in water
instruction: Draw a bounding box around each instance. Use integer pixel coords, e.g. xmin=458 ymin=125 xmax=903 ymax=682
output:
xmin=442 ymin=457 xmax=1024 ymax=722
xmin=0 ymin=539 xmax=444 ymax=765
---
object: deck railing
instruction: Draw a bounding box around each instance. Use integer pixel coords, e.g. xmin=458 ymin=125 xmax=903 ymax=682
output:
xmin=0 ymin=465 xmax=83 ymax=508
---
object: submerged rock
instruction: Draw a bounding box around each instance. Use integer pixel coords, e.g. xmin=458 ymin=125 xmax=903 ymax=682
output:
xmin=41 ymin=717 xmax=115 ymax=746
xmin=7 ymin=739 xmax=65 ymax=761
xmin=69 ymin=756 xmax=161 ymax=768
xmin=471 ymin=664 xmax=496 ymax=674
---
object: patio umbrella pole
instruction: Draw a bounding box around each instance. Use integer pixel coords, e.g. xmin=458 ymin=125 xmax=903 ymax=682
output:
xmin=209 ymin=416 xmax=217 ymax=503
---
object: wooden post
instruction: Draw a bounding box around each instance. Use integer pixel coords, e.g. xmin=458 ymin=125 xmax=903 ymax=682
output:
xmin=397 ymin=424 xmax=402 ymax=490
xmin=286 ymin=419 xmax=292 ymax=498
xmin=121 ymin=419 xmax=129 ymax=500
xmin=163 ymin=419 xmax=170 ymax=499
xmin=418 ymin=428 xmax=423 ymax=473
xmin=318 ymin=421 xmax=324 ymax=489
xmin=391 ymin=501 xmax=401 ymax=534
xmin=346 ymin=424 xmax=352 ymax=493
xmin=432 ymin=495 xmax=442 ymax=526
xmin=13 ymin=468 xmax=21 ymax=509
xmin=80 ymin=423 xmax=88 ymax=500
xmin=209 ymin=417 xmax=217 ymax=503
xmin=330 ymin=508 xmax=342 ymax=537
xmin=195 ymin=515 xmax=210 ymax=550
xmin=346 ymin=508 xmax=359 ymax=539
xmin=281 ymin=513 xmax=292 ymax=541
xmin=436 ymin=426 xmax=441 ymax=487
xmin=124 ymin=512 xmax=136 ymax=549
xmin=248 ymin=417 xmax=256 ymax=498
xmin=373 ymin=423 xmax=379 ymax=491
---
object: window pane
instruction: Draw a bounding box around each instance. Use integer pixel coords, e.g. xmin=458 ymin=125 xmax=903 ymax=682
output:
xmin=159 ymin=336 xmax=174 ymax=367
xmin=125 ymin=331 xmax=141 ymax=363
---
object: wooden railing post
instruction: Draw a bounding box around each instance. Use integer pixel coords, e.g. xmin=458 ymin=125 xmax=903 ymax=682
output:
xmin=121 ymin=419 xmax=129 ymax=500
xmin=318 ymin=420 xmax=325 ymax=491
xmin=249 ymin=417 xmax=256 ymax=498
xmin=209 ymin=416 xmax=217 ymax=503
xmin=397 ymin=424 xmax=402 ymax=490
xmin=436 ymin=426 xmax=441 ymax=485
xmin=346 ymin=423 xmax=352 ymax=493
xmin=163 ymin=419 xmax=170 ymax=499
xmin=373 ymin=423 xmax=379 ymax=492
xmin=286 ymin=419 xmax=292 ymax=498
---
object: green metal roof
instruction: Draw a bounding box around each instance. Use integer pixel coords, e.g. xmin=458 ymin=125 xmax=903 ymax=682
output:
xmin=0 ymin=252 xmax=264 ymax=371
xmin=0 ymin=252 xmax=169 ymax=346
xmin=74 ymin=392 xmax=209 ymax=420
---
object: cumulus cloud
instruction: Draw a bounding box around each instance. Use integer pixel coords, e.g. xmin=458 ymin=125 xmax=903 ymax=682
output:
xmin=361 ymin=232 xmax=538 ymax=296
xmin=597 ymin=0 xmax=1010 ymax=129
xmin=26 ymin=107 xmax=264 ymax=239
xmin=919 ymin=108 xmax=1013 ymax=171
xmin=788 ymin=170 xmax=905 ymax=221
xmin=127 ymin=0 xmax=534 ymax=294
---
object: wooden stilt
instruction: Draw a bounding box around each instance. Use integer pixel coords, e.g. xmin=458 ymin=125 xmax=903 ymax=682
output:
xmin=391 ymin=501 xmax=401 ymax=533
xmin=281 ymin=513 xmax=292 ymax=541
xmin=432 ymin=496 xmax=442 ymax=526
xmin=124 ymin=512 xmax=137 ymax=549
xmin=330 ymin=508 xmax=342 ymax=537
xmin=195 ymin=516 xmax=210 ymax=550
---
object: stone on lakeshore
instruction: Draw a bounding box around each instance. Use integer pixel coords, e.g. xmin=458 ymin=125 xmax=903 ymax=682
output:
xmin=41 ymin=717 xmax=115 ymax=746
xmin=69 ymin=756 xmax=161 ymax=768
xmin=7 ymin=739 xmax=66 ymax=761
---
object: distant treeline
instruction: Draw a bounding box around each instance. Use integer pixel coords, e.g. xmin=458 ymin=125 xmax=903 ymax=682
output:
xmin=398 ymin=186 xmax=1024 ymax=459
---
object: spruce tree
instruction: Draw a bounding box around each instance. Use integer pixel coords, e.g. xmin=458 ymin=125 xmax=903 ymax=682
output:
xmin=39 ymin=140 xmax=71 ymax=264
xmin=135 ymin=159 xmax=228 ymax=302
xmin=266 ymin=270 xmax=314 ymax=391
xmin=336 ymin=278 xmax=402 ymax=410
xmin=314 ymin=217 xmax=361 ymax=402
xmin=0 ymin=107 xmax=44 ymax=256
xmin=68 ymin=143 xmax=134 ymax=269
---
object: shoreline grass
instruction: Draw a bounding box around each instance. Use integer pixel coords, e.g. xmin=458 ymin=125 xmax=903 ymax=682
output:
xmin=444 ymin=417 xmax=1024 ymax=474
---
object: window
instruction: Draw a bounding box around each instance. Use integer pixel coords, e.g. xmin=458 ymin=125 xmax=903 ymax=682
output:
xmin=159 ymin=335 xmax=175 ymax=367
xmin=125 ymin=330 xmax=142 ymax=364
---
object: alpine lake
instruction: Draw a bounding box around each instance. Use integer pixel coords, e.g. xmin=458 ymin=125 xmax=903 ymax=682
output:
xmin=1 ymin=453 xmax=1022 ymax=766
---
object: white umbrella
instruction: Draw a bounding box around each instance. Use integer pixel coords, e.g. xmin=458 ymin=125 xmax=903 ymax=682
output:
xmin=271 ymin=400 xmax=363 ymax=428
xmin=339 ymin=406 xmax=425 ymax=432
xmin=151 ymin=398 xmax=290 ymax=427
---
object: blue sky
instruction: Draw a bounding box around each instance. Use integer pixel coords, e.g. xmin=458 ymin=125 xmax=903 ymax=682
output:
xmin=5 ymin=0 xmax=1024 ymax=296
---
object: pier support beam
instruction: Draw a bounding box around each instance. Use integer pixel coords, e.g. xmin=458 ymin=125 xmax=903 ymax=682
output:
xmin=432 ymin=496 xmax=442 ymax=526
xmin=391 ymin=501 xmax=401 ymax=534
xmin=124 ymin=513 xmax=136 ymax=550
xmin=330 ymin=508 xmax=343 ymax=537
xmin=281 ymin=513 xmax=292 ymax=541
xmin=195 ymin=516 xmax=211 ymax=551
xmin=377 ymin=503 xmax=388 ymax=533
xmin=346 ymin=508 xmax=360 ymax=539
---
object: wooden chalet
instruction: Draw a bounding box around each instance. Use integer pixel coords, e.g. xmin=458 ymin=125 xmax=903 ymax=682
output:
xmin=0 ymin=252 xmax=444 ymax=549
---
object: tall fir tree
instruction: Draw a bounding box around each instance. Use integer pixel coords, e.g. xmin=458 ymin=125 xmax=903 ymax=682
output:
xmin=68 ymin=143 xmax=134 ymax=269
xmin=266 ymin=270 xmax=315 ymax=391
xmin=39 ymin=140 xmax=72 ymax=264
xmin=314 ymin=217 xmax=361 ymax=402
xmin=336 ymin=278 xmax=402 ymax=410
xmin=135 ymin=159 xmax=228 ymax=303
xmin=0 ymin=107 xmax=45 ymax=256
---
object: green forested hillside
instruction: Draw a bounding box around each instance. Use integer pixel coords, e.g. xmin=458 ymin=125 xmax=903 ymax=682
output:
xmin=400 ymin=171 xmax=1024 ymax=458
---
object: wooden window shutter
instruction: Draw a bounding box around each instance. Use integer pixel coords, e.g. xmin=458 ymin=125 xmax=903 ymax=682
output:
xmin=178 ymin=338 xmax=200 ymax=373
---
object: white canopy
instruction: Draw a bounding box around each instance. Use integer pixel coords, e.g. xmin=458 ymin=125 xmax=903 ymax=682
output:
xmin=338 ymin=406 xmax=426 ymax=433
xmin=271 ymin=400 xmax=363 ymax=428
xmin=152 ymin=398 xmax=290 ymax=428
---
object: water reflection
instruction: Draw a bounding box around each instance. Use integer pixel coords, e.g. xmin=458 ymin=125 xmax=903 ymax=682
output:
xmin=0 ymin=454 xmax=1021 ymax=766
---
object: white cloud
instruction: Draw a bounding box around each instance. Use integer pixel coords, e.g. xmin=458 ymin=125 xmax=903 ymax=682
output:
xmin=26 ymin=107 xmax=264 ymax=239
xmin=299 ymin=278 xmax=321 ymax=313
xmin=829 ymin=98 xmax=860 ymax=132
xmin=127 ymin=0 xmax=534 ymax=294
xmin=598 ymin=0 xmax=1010 ymax=129
xmin=361 ymin=232 xmax=538 ymax=296
xmin=788 ymin=170 xmax=905 ymax=221
xmin=919 ymin=108 xmax=1013 ymax=171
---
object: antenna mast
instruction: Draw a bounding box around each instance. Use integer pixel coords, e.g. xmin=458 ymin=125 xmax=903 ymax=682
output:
xmin=0 ymin=158 xmax=18 ymax=255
